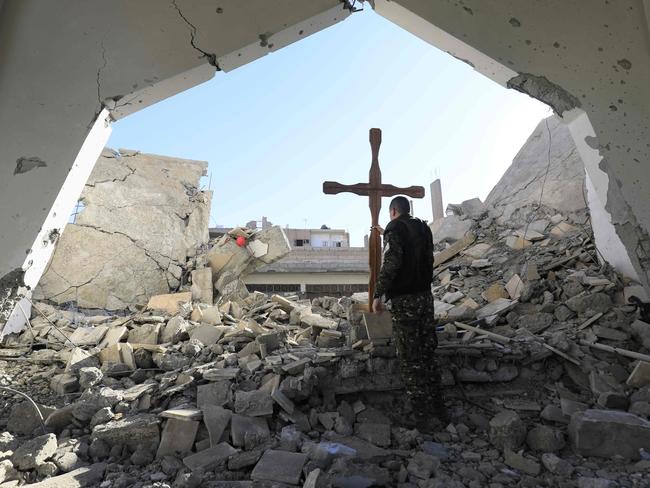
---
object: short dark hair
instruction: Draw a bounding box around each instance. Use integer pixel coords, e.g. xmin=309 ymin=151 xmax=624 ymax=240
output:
xmin=389 ymin=196 xmax=410 ymax=215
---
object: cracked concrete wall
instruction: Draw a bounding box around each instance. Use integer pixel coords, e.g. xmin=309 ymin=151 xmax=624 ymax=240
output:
xmin=34 ymin=149 xmax=211 ymax=310
xmin=374 ymin=0 xmax=650 ymax=290
xmin=0 ymin=0 xmax=348 ymax=320
xmin=485 ymin=115 xmax=586 ymax=225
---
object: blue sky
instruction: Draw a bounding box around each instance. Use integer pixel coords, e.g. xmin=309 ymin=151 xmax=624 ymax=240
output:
xmin=108 ymin=7 xmax=550 ymax=246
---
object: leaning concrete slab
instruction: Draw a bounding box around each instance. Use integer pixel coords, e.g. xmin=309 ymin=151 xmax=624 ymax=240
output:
xmin=34 ymin=150 xmax=211 ymax=310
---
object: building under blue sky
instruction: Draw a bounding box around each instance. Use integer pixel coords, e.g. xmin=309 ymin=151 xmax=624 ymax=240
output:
xmin=108 ymin=7 xmax=549 ymax=246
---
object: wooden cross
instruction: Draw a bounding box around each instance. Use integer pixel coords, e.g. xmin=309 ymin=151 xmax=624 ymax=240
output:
xmin=323 ymin=128 xmax=425 ymax=303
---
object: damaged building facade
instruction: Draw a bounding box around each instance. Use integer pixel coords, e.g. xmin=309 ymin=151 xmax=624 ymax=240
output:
xmin=2 ymin=0 xmax=650 ymax=486
xmin=2 ymin=0 xmax=650 ymax=329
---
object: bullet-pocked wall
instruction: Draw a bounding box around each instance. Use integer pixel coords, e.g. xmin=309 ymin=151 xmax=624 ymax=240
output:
xmin=1 ymin=0 xmax=649 ymax=332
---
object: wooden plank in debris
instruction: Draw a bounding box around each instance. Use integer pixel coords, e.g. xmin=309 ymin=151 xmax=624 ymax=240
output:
xmin=577 ymin=312 xmax=604 ymax=331
xmin=454 ymin=322 xmax=510 ymax=344
xmin=542 ymin=343 xmax=581 ymax=366
xmin=580 ymin=340 xmax=650 ymax=363
xmin=434 ymin=233 xmax=476 ymax=268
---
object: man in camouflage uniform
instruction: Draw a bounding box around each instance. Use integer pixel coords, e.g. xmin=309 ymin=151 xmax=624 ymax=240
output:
xmin=372 ymin=196 xmax=448 ymax=429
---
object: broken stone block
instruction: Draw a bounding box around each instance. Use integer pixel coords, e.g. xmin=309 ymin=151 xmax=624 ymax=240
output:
xmin=234 ymin=389 xmax=273 ymax=417
xmin=550 ymin=221 xmax=576 ymax=237
xmin=203 ymin=405 xmax=232 ymax=447
xmin=11 ymin=433 xmax=57 ymax=470
xmin=97 ymin=325 xmax=128 ymax=349
xmin=161 ymin=316 xmax=187 ymax=344
xmin=127 ymin=323 xmax=161 ymax=344
xmin=476 ymin=298 xmax=516 ymax=321
xmin=505 ymin=235 xmax=531 ymax=250
xmin=197 ymin=381 xmax=231 ymax=408
xmin=568 ymin=409 xmax=650 ymax=459
xmin=231 ymin=414 xmax=270 ymax=448
xmin=51 ymin=373 xmax=79 ymax=395
xmin=69 ymin=325 xmax=108 ymax=346
xmin=189 ymin=325 xmax=224 ymax=345
xmin=565 ymin=292 xmax=612 ymax=314
xmin=78 ymin=367 xmax=103 ymax=389
xmin=504 ymin=448 xmax=540 ymax=476
xmin=470 ymin=258 xmax=491 ymax=268
xmin=526 ymin=425 xmax=565 ymax=452
xmin=354 ymin=423 xmax=391 ymax=448
xmin=627 ymin=361 xmax=650 ymax=388
xmin=146 ymin=292 xmax=192 ymax=315
xmin=271 ymin=387 xmax=295 ymax=414
xmin=505 ymin=274 xmax=524 ymax=300
xmin=406 ymin=451 xmax=440 ymax=479
xmin=517 ymin=312 xmax=553 ymax=334
xmin=91 ymin=414 xmax=160 ymax=451
xmin=541 ymin=452 xmax=573 ymax=476
xmin=441 ymin=291 xmax=464 ymax=304
xmin=7 ymin=402 xmax=53 ymax=437
xmin=191 ymin=268 xmax=213 ymax=304
xmin=463 ymin=242 xmax=492 ymax=259
xmin=431 ymin=215 xmax=473 ymax=244
xmin=19 ymin=463 xmax=107 ymax=488
xmin=251 ymin=450 xmax=308 ymax=485
xmin=65 ymin=347 xmax=99 ymax=373
xmin=482 ymin=283 xmax=509 ymax=303
xmin=183 ymin=442 xmax=237 ymax=471
xmin=156 ymin=419 xmax=199 ymax=459
xmin=489 ymin=411 xmax=526 ymax=451
xmin=592 ymin=325 xmax=628 ymax=341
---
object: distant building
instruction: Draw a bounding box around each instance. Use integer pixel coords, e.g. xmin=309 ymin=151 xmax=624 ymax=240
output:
xmin=209 ymin=217 xmax=368 ymax=297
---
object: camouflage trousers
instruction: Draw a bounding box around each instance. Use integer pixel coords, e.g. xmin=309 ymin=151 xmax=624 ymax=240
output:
xmin=390 ymin=291 xmax=445 ymax=421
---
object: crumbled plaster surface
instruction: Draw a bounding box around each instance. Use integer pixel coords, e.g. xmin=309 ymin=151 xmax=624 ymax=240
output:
xmin=507 ymin=73 xmax=581 ymax=116
xmin=34 ymin=149 xmax=211 ymax=310
xmin=0 ymin=268 xmax=25 ymax=323
xmin=485 ymin=115 xmax=586 ymax=224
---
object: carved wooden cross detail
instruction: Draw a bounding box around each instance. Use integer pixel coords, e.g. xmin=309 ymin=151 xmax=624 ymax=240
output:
xmin=323 ymin=128 xmax=425 ymax=302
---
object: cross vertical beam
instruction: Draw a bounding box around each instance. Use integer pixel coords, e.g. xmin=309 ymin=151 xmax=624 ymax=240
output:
xmin=323 ymin=128 xmax=425 ymax=303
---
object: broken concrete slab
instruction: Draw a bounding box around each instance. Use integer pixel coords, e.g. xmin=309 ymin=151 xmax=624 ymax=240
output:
xmin=197 ymin=381 xmax=232 ymax=408
xmin=251 ymin=450 xmax=307 ymax=485
xmin=231 ymin=415 xmax=270 ymax=448
xmin=11 ymin=433 xmax=57 ymax=470
xmin=627 ymin=361 xmax=650 ymax=388
xmin=431 ymin=215 xmax=473 ymax=245
xmin=183 ymin=442 xmax=237 ymax=471
xmin=489 ymin=411 xmax=526 ymax=451
xmin=127 ymin=323 xmax=161 ymax=345
xmin=191 ymin=267 xmax=213 ymax=304
xmin=189 ymin=325 xmax=224 ymax=345
xmin=234 ymin=389 xmax=273 ymax=417
xmin=68 ymin=326 xmax=108 ymax=346
xmin=476 ymin=298 xmax=516 ymax=320
xmin=34 ymin=151 xmax=211 ymax=310
xmin=203 ymin=405 xmax=232 ymax=447
xmin=146 ymin=292 xmax=193 ymax=315
xmin=21 ymin=463 xmax=106 ymax=488
xmin=568 ymin=409 xmax=650 ymax=459
xmin=91 ymin=414 xmax=160 ymax=451
xmin=156 ymin=418 xmax=199 ymax=458
xmin=505 ymin=274 xmax=524 ymax=300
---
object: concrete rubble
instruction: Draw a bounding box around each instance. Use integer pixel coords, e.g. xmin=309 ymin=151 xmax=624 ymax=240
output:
xmin=1 ymin=205 xmax=650 ymax=487
xmin=2 ymin=134 xmax=650 ymax=485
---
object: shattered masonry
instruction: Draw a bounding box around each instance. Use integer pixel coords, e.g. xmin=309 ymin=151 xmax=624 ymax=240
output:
xmin=2 ymin=118 xmax=650 ymax=486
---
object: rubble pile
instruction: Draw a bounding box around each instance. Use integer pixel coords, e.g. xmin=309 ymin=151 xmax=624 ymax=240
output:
xmin=1 ymin=209 xmax=650 ymax=487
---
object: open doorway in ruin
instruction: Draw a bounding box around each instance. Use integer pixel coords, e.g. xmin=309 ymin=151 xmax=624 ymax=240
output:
xmin=2 ymin=2 xmax=650 ymax=486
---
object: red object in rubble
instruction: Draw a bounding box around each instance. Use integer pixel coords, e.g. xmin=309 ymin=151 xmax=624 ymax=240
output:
xmin=235 ymin=236 xmax=247 ymax=247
